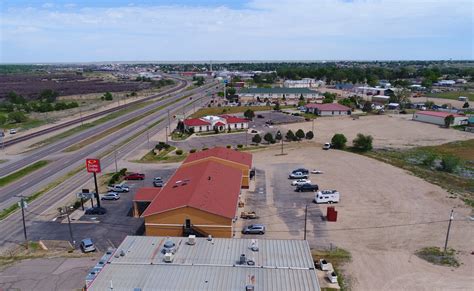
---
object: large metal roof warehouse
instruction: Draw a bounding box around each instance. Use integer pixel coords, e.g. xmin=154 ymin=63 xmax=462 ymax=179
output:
xmin=86 ymin=235 xmax=321 ymax=291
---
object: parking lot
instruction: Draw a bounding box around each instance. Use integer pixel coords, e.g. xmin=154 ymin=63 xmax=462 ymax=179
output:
xmin=170 ymin=110 xmax=304 ymax=151
xmin=240 ymin=142 xmax=473 ymax=290
xmin=22 ymin=166 xmax=178 ymax=252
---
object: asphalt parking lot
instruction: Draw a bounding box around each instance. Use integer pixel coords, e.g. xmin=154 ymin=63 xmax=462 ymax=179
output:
xmin=21 ymin=167 xmax=177 ymax=252
xmin=238 ymin=164 xmax=329 ymax=248
xmin=170 ymin=111 xmax=305 ymax=151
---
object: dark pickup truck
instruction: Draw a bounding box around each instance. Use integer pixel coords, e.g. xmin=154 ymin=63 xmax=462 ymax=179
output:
xmin=295 ymin=184 xmax=319 ymax=192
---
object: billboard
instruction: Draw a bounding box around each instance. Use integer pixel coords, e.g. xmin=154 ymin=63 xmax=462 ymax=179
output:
xmin=86 ymin=158 xmax=101 ymax=173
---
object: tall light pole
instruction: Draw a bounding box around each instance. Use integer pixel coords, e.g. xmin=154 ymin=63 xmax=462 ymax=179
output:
xmin=444 ymin=209 xmax=454 ymax=254
xmin=165 ymin=126 xmax=169 ymax=143
xmin=276 ymin=130 xmax=283 ymax=155
xmin=114 ymin=151 xmax=118 ymax=173
xmin=65 ymin=206 xmax=75 ymax=246
xmin=303 ymin=204 xmax=308 ymax=240
xmin=312 ymin=119 xmax=314 ymax=133
xmin=18 ymin=196 xmax=28 ymax=249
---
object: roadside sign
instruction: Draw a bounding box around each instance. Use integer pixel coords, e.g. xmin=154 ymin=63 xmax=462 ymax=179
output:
xmin=223 ymin=79 xmax=228 ymax=84
xmin=86 ymin=158 xmax=101 ymax=173
xmin=76 ymin=192 xmax=94 ymax=200
xmin=18 ymin=200 xmax=28 ymax=209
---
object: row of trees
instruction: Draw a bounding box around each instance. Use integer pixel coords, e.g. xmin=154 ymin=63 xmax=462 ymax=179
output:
xmin=331 ymin=133 xmax=373 ymax=152
xmin=252 ymin=129 xmax=314 ymax=145
xmin=0 ymin=90 xmax=79 ymax=115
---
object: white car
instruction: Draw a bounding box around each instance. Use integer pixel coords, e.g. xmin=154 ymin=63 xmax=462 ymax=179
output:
xmin=289 ymin=172 xmax=308 ymax=179
xmin=9 ymin=129 xmax=17 ymax=134
xmin=291 ymin=179 xmax=312 ymax=186
xmin=101 ymin=192 xmax=120 ymax=200
xmin=311 ymin=170 xmax=323 ymax=174
xmin=323 ymin=143 xmax=331 ymax=150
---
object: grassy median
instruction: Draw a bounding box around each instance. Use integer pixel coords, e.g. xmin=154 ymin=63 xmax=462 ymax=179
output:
xmin=0 ymin=160 xmax=49 ymax=187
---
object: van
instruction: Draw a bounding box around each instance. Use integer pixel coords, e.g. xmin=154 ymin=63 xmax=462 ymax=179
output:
xmin=314 ymin=190 xmax=340 ymax=204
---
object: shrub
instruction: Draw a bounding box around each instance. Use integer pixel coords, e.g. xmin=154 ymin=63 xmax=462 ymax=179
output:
xmin=103 ymin=92 xmax=113 ymax=101
xmin=252 ymin=134 xmax=262 ymax=145
xmin=422 ymin=153 xmax=437 ymax=167
xmin=305 ymin=131 xmax=314 ymax=140
xmin=189 ymin=149 xmax=197 ymax=153
xmin=237 ymin=144 xmax=243 ymax=149
xmin=352 ymin=133 xmax=373 ymax=152
xmin=202 ymin=147 xmax=209 ymax=151
xmin=295 ymin=129 xmax=305 ymax=140
xmin=175 ymin=149 xmax=183 ymax=155
xmin=439 ymin=155 xmax=460 ymax=173
xmin=119 ymin=168 xmax=127 ymax=175
xmin=331 ymin=134 xmax=347 ymax=149
xmin=226 ymin=145 xmax=232 ymax=149
xmin=285 ymin=130 xmax=295 ymax=141
xmin=8 ymin=111 xmax=28 ymax=123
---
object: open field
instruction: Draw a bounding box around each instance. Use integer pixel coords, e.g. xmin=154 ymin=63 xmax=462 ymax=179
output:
xmin=280 ymin=114 xmax=473 ymax=149
xmin=247 ymin=143 xmax=473 ymax=290
xmin=426 ymin=90 xmax=473 ymax=101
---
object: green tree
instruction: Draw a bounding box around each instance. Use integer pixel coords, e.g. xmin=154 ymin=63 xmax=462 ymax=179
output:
xmin=352 ymin=133 xmax=373 ymax=152
xmin=273 ymin=102 xmax=280 ymax=111
xmin=331 ymin=133 xmax=347 ymax=149
xmin=176 ymin=120 xmax=185 ymax=132
xmin=463 ymin=102 xmax=470 ymax=108
xmin=7 ymin=91 xmax=26 ymax=104
xmin=444 ymin=115 xmax=454 ymax=128
xmin=217 ymin=91 xmax=225 ymax=97
xmin=103 ymin=92 xmax=113 ymax=101
xmin=227 ymin=87 xmax=236 ymax=96
xmin=424 ymin=101 xmax=435 ymax=109
xmin=285 ymin=130 xmax=295 ymax=141
xmin=0 ymin=115 xmax=6 ymax=125
xmin=264 ymin=132 xmax=274 ymax=144
xmin=40 ymin=89 xmax=59 ymax=103
xmin=252 ymin=134 xmax=262 ymax=145
xmin=8 ymin=111 xmax=28 ymax=123
xmin=244 ymin=109 xmax=255 ymax=120
xmin=299 ymin=94 xmax=304 ymax=101
xmin=305 ymin=131 xmax=314 ymax=140
xmin=362 ymin=101 xmax=373 ymax=112
xmin=295 ymin=129 xmax=305 ymax=140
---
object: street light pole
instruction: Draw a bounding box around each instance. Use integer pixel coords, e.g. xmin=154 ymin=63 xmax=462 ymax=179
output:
xmin=312 ymin=119 xmax=314 ymax=133
xmin=444 ymin=209 xmax=454 ymax=254
xmin=65 ymin=206 xmax=74 ymax=246
xmin=304 ymin=204 xmax=308 ymax=240
xmin=114 ymin=151 xmax=118 ymax=173
xmin=165 ymin=126 xmax=169 ymax=143
xmin=167 ymin=109 xmax=171 ymax=130
xmin=19 ymin=197 xmax=28 ymax=249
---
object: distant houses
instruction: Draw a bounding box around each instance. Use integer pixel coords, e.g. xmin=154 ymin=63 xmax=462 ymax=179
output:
xmin=238 ymin=87 xmax=320 ymax=103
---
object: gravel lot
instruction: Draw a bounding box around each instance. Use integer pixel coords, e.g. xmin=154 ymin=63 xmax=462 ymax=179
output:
xmin=280 ymin=114 xmax=473 ymax=149
xmin=245 ymin=143 xmax=473 ymax=290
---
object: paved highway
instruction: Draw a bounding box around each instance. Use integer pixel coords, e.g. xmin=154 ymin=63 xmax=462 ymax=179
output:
xmin=0 ymin=86 xmax=216 ymax=250
xmin=0 ymin=79 xmax=216 ymax=178
xmin=0 ymin=82 xmax=218 ymax=207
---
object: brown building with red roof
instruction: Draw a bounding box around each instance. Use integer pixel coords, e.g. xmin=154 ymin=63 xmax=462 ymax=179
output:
xmin=132 ymin=187 xmax=161 ymax=217
xmin=142 ymin=160 xmax=243 ymax=238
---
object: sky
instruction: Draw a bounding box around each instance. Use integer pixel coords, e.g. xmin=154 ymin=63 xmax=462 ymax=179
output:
xmin=0 ymin=0 xmax=473 ymax=63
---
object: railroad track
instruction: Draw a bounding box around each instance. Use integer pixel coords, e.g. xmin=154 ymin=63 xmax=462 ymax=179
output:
xmin=2 ymin=76 xmax=188 ymax=148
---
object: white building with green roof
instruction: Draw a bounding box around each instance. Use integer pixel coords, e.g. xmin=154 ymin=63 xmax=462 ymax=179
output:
xmin=238 ymin=87 xmax=320 ymax=103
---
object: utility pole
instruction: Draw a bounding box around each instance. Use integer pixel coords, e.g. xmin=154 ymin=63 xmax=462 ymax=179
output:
xmin=19 ymin=197 xmax=28 ymax=249
xmin=444 ymin=209 xmax=454 ymax=254
xmin=312 ymin=119 xmax=314 ymax=133
xmin=93 ymin=172 xmax=101 ymax=208
xmin=79 ymin=107 xmax=84 ymax=127
xmin=245 ymin=130 xmax=248 ymax=147
xmin=165 ymin=126 xmax=168 ymax=143
xmin=167 ymin=109 xmax=171 ymax=130
xmin=65 ymin=206 xmax=74 ymax=246
xmin=303 ymin=204 xmax=308 ymax=240
xmin=146 ymin=130 xmax=150 ymax=149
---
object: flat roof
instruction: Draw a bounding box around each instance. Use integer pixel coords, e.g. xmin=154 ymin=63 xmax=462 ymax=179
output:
xmin=239 ymin=87 xmax=316 ymax=94
xmin=87 ymin=236 xmax=320 ymax=291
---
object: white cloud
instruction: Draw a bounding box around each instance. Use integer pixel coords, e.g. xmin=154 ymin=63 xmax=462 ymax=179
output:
xmin=1 ymin=0 xmax=472 ymax=62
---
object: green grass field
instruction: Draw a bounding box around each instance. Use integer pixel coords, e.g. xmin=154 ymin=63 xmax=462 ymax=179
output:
xmin=0 ymin=160 xmax=49 ymax=187
xmin=426 ymin=91 xmax=473 ymax=101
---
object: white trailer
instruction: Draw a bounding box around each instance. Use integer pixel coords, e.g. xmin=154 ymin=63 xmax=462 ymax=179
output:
xmin=314 ymin=190 xmax=340 ymax=204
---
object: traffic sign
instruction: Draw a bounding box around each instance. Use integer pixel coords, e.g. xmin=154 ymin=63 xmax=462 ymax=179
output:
xmin=86 ymin=158 xmax=101 ymax=173
xmin=18 ymin=200 xmax=28 ymax=209
xmin=223 ymin=79 xmax=228 ymax=84
xmin=76 ymin=192 xmax=94 ymax=200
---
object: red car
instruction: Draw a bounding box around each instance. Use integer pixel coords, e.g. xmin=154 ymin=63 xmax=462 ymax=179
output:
xmin=124 ymin=173 xmax=145 ymax=180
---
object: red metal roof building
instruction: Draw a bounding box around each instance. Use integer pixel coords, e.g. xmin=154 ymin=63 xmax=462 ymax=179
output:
xmin=142 ymin=160 xmax=243 ymax=238
xmin=182 ymin=115 xmax=249 ymax=133
xmin=413 ymin=111 xmax=468 ymax=126
xmin=132 ymin=187 xmax=161 ymax=217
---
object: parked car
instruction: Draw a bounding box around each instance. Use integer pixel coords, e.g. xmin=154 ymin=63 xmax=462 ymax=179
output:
xmin=291 ymin=179 xmax=311 ymax=186
xmin=250 ymin=129 xmax=258 ymax=133
xmin=295 ymin=183 xmax=318 ymax=192
xmin=154 ymin=180 xmax=164 ymax=187
xmin=292 ymin=168 xmax=309 ymax=175
xmin=101 ymin=192 xmax=120 ymax=200
xmin=85 ymin=207 xmax=107 ymax=215
xmin=314 ymin=190 xmax=340 ymax=204
xmin=289 ymin=172 xmax=309 ymax=179
xmin=311 ymin=170 xmax=323 ymax=174
xmin=107 ymin=184 xmax=130 ymax=192
xmin=257 ymin=114 xmax=264 ymax=118
xmin=9 ymin=128 xmax=16 ymax=134
xmin=242 ymin=224 xmax=266 ymax=235
xmin=80 ymin=238 xmax=96 ymax=253
xmin=124 ymin=173 xmax=145 ymax=180
xmin=323 ymin=143 xmax=331 ymax=150
xmin=240 ymin=211 xmax=259 ymax=219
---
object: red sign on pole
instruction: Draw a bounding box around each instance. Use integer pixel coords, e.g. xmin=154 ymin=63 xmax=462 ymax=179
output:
xmin=86 ymin=159 xmax=101 ymax=173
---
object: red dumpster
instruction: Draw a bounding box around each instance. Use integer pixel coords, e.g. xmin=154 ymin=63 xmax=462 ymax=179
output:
xmin=327 ymin=207 xmax=338 ymax=222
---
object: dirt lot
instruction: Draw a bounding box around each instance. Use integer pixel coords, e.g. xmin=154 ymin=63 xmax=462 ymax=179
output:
xmin=243 ymin=143 xmax=473 ymax=290
xmin=280 ymin=114 xmax=473 ymax=149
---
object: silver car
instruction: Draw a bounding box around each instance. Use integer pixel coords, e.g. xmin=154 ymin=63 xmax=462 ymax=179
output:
xmin=242 ymin=224 xmax=266 ymax=235
xmin=101 ymin=192 xmax=120 ymax=200
xmin=80 ymin=238 xmax=96 ymax=253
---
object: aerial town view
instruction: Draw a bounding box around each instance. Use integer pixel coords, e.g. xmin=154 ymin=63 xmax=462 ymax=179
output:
xmin=0 ymin=1 xmax=472 ymax=290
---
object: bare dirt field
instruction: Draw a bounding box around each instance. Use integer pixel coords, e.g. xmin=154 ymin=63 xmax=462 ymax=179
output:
xmin=280 ymin=114 xmax=473 ymax=149
xmin=248 ymin=143 xmax=473 ymax=290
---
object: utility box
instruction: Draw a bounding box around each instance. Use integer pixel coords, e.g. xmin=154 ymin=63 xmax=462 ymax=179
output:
xmin=327 ymin=207 xmax=338 ymax=222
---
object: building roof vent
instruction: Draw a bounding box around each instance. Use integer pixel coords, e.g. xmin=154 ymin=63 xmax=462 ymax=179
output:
xmin=246 ymin=285 xmax=255 ymax=291
xmin=239 ymin=254 xmax=247 ymax=265
xmin=163 ymin=252 xmax=174 ymax=263
xmin=207 ymin=235 xmax=213 ymax=241
xmin=187 ymin=235 xmax=196 ymax=245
